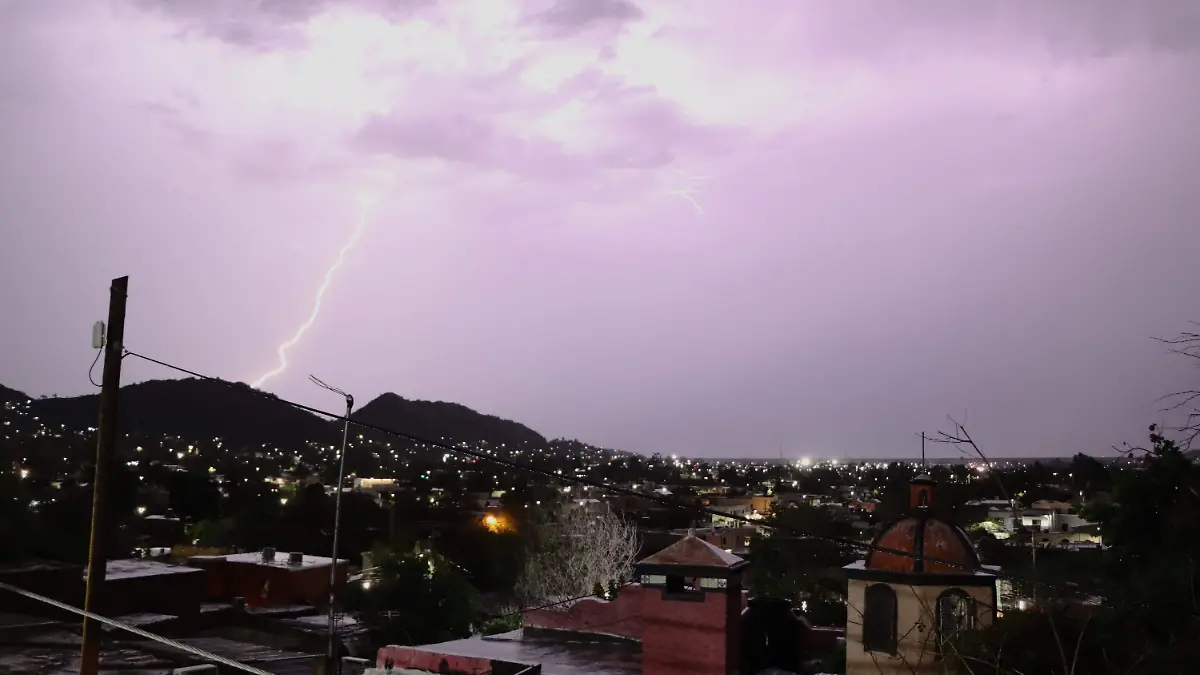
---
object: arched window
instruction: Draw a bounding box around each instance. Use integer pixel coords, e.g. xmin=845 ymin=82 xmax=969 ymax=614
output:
xmin=862 ymin=584 xmax=898 ymax=653
xmin=936 ymin=588 xmax=976 ymax=647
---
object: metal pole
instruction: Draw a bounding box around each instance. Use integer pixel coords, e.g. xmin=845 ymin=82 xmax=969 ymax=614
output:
xmin=310 ymin=375 xmax=353 ymax=675
xmin=80 ymin=276 xmax=129 ymax=675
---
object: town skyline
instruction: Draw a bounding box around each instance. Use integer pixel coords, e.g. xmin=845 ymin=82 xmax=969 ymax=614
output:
xmin=3 ymin=1 xmax=1200 ymax=457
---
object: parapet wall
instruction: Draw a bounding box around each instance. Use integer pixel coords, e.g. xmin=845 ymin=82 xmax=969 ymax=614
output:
xmin=376 ymin=645 xmax=539 ymax=674
xmin=522 ymin=584 xmax=754 ymax=642
xmin=523 ymin=584 xmax=648 ymax=640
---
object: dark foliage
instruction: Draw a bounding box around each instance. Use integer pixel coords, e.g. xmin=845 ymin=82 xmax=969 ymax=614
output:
xmin=950 ymin=425 xmax=1200 ymax=674
xmin=344 ymin=544 xmax=481 ymax=648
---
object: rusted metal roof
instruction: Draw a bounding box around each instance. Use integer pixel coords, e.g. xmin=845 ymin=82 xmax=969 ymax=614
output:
xmin=637 ymin=535 xmax=746 ymax=568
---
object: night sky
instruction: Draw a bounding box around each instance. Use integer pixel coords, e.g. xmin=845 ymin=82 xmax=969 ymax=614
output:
xmin=2 ymin=0 xmax=1199 ymax=458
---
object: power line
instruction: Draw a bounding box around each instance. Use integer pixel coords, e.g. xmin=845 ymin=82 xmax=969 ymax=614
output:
xmin=118 ymin=348 xmax=1095 ymax=597
xmin=0 ymin=579 xmax=278 ymax=675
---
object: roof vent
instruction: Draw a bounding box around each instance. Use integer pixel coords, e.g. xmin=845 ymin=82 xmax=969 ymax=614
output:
xmin=262 ymin=547 xmax=276 ymax=563
xmin=288 ymin=551 xmax=304 ymax=565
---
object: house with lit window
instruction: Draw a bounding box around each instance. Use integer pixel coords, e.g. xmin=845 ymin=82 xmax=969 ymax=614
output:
xmin=843 ymin=475 xmax=997 ymax=674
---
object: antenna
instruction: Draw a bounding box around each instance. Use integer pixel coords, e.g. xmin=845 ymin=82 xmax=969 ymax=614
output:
xmin=920 ymin=432 xmax=927 ymax=472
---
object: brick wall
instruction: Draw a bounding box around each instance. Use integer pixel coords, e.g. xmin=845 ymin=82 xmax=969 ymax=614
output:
xmin=523 ymin=585 xmax=647 ymax=640
xmin=521 ymin=582 xmax=838 ymax=674
xmin=642 ymin=586 xmax=743 ymax=675
xmin=375 ymin=646 xmax=539 ymax=675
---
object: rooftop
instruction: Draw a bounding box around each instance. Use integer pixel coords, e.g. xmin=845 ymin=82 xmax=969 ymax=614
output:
xmin=411 ymin=629 xmax=640 ymax=675
xmin=0 ymin=630 xmax=170 ymax=675
xmin=638 ymin=534 xmax=746 ymax=568
xmin=93 ymin=559 xmax=203 ymax=581
xmin=217 ymin=551 xmax=348 ymax=569
xmin=845 ymin=559 xmax=997 ymax=577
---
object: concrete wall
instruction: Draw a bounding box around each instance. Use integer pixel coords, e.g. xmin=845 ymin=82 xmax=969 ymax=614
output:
xmin=0 ymin=563 xmax=83 ymax=621
xmin=845 ymin=578 xmax=993 ymax=675
xmin=192 ymin=558 xmax=348 ymax=607
xmin=101 ymin=570 xmax=206 ymax=618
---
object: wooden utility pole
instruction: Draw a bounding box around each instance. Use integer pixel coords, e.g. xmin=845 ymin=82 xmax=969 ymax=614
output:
xmin=79 ymin=276 xmax=128 ymax=675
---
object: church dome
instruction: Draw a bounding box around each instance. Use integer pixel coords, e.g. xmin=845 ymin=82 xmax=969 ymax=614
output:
xmin=864 ymin=475 xmax=981 ymax=574
xmin=866 ymin=514 xmax=980 ymax=574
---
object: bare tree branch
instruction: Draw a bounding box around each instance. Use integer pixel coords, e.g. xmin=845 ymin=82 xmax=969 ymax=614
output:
xmin=1153 ymin=323 xmax=1200 ymax=450
xmin=516 ymin=502 xmax=638 ymax=609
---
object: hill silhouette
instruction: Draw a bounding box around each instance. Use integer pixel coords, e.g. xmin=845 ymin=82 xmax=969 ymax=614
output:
xmin=27 ymin=378 xmax=333 ymax=447
xmin=350 ymin=392 xmax=546 ymax=447
xmin=14 ymin=378 xmax=546 ymax=450
xmin=0 ymin=383 xmax=28 ymax=403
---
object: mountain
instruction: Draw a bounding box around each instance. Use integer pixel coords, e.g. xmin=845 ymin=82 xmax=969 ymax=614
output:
xmin=27 ymin=378 xmax=334 ymax=447
xmin=14 ymin=378 xmax=546 ymax=450
xmin=349 ymin=392 xmax=546 ymax=447
xmin=0 ymin=383 xmax=28 ymax=403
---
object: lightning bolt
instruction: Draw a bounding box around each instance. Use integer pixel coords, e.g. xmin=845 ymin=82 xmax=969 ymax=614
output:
xmin=251 ymin=189 xmax=385 ymax=390
xmin=666 ymin=169 xmax=708 ymax=215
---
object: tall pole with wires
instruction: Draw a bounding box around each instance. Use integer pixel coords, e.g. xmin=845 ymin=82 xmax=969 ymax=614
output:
xmin=80 ymin=276 xmax=129 ymax=675
xmin=311 ymin=375 xmax=353 ymax=675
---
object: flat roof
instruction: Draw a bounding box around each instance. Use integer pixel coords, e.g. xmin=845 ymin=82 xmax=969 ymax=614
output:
xmin=408 ymin=629 xmax=639 ymax=675
xmin=219 ymin=552 xmax=348 ymax=569
xmin=90 ymin=559 xmax=203 ymax=581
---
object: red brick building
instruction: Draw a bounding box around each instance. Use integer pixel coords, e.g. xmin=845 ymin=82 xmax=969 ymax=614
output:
xmin=188 ymin=549 xmax=348 ymax=607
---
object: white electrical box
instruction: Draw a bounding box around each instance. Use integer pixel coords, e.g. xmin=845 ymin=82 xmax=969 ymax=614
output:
xmin=91 ymin=321 xmax=106 ymax=349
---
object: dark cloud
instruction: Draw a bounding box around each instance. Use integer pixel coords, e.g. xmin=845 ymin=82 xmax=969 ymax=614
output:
xmin=354 ymin=74 xmax=736 ymax=177
xmin=357 ymin=113 xmax=498 ymax=164
xmin=527 ymin=0 xmax=644 ymax=37
xmin=129 ymin=0 xmax=432 ymax=50
xmin=787 ymin=0 xmax=1200 ymax=62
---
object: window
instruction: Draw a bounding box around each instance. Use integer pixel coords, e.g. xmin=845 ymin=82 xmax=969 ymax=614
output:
xmin=936 ymin=589 xmax=976 ymax=647
xmin=862 ymin=584 xmax=898 ymax=653
xmin=663 ymin=574 xmax=704 ymax=600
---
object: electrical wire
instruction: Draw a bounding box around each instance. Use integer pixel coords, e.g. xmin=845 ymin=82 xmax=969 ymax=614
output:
xmin=88 ymin=348 xmax=102 ymax=388
xmin=0 ymin=579 xmax=277 ymax=675
xmin=116 ymin=348 xmax=1103 ymax=601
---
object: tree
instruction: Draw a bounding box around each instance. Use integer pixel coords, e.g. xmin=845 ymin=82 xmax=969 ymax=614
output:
xmin=167 ymin=471 xmax=222 ymax=522
xmin=344 ymin=543 xmax=480 ymax=647
xmin=186 ymin=518 xmax=234 ymax=548
xmin=516 ymin=503 xmax=638 ymax=607
xmin=1155 ymin=323 xmax=1200 ymax=450
xmin=1070 ymin=453 xmax=1112 ymax=497
xmin=748 ymin=506 xmax=852 ymax=626
xmin=949 ymin=425 xmax=1200 ymax=674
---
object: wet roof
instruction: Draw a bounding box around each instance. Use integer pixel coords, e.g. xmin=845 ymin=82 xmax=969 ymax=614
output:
xmin=91 ymin=559 xmax=203 ymax=581
xmin=0 ymin=631 xmax=171 ymax=675
xmin=415 ymin=629 xmax=640 ymax=675
xmin=218 ymin=552 xmax=348 ymax=569
xmin=638 ymin=535 xmax=746 ymax=568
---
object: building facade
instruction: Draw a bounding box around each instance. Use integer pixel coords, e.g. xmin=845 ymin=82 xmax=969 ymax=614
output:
xmin=844 ymin=476 xmax=997 ymax=674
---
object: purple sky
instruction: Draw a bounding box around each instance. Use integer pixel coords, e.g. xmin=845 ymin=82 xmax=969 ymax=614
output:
xmin=2 ymin=0 xmax=1199 ymax=458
